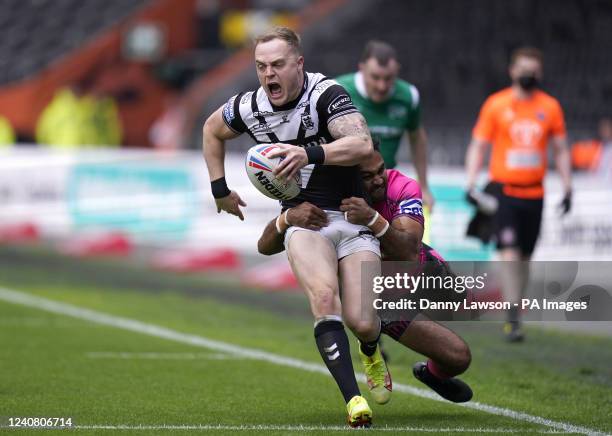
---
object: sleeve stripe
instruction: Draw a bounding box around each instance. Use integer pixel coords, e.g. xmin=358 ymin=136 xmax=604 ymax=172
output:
xmin=326 ymin=108 xmax=359 ymax=125
xmin=408 ymin=85 xmax=420 ymax=109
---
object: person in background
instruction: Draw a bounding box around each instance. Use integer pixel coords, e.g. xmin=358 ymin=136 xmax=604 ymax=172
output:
xmin=571 ymin=117 xmax=612 ymax=173
xmin=336 ymin=40 xmax=434 ymax=211
xmin=465 ymin=47 xmax=572 ymax=342
xmin=0 ymin=115 xmax=16 ymax=146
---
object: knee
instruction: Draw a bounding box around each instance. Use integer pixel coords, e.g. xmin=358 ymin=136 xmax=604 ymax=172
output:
xmin=345 ymin=317 xmax=379 ymax=341
xmin=447 ymin=340 xmax=471 ymax=374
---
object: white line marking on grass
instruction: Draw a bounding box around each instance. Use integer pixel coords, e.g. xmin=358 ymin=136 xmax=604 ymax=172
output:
xmin=0 ymin=287 xmax=607 ymax=436
xmin=86 ymin=351 xmax=240 ymax=360
xmin=73 ymin=424 xmax=570 ymax=433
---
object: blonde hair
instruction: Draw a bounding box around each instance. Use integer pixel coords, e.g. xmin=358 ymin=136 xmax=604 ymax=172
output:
xmin=254 ymin=27 xmax=302 ymax=55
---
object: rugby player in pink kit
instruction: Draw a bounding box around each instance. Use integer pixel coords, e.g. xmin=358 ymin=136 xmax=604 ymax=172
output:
xmin=258 ymin=144 xmax=473 ymax=403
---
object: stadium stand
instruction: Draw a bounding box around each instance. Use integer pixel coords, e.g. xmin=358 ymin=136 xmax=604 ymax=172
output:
xmin=204 ymin=0 xmax=610 ymax=165
xmin=0 ymin=0 xmax=147 ymax=85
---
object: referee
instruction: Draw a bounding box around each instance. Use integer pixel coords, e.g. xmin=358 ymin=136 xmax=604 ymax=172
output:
xmin=465 ymin=47 xmax=572 ymax=342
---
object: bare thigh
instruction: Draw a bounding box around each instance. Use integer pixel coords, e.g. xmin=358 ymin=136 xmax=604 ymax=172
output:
xmin=287 ymin=230 xmax=341 ymax=319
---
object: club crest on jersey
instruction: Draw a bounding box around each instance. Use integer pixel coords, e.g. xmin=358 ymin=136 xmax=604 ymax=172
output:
xmin=301 ymin=114 xmax=314 ymax=130
xmin=252 ymin=122 xmax=272 ymax=134
xmin=398 ymin=198 xmax=424 ymax=216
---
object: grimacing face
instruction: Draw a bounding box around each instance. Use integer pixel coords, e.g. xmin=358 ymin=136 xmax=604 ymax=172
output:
xmin=254 ymin=38 xmax=304 ymax=106
xmin=509 ymin=55 xmax=543 ymax=84
xmin=360 ymin=152 xmax=387 ymax=203
xmin=359 ymin=57 xmax=400 ymax=103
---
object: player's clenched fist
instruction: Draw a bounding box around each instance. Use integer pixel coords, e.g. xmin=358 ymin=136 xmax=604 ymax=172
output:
xmin=268 ymin=143 xmax=308 ymax=180
xmin=215 ymin=191 xmax=247 ymax=221
xmin=340 ymin=197 xmax=376 ymax=225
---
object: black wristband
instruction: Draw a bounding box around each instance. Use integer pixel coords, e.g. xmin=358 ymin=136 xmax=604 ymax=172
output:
xmin=211 ymin=177 xmax=231 ymax=199
xmin=305 ymin=145 xmax=325 ymax=165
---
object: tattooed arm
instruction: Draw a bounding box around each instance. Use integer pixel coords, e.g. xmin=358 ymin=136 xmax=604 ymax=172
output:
xmin=321 ymin=112 xmax=373 ymax=165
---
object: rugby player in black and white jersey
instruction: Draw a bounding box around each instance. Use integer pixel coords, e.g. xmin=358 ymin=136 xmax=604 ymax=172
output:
xmin=202 ymin=27 xmax=387 ymax=427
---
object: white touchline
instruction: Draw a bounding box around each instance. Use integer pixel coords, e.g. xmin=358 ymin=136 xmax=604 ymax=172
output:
xmin=0 ymin=287 xmax=607 ymax=436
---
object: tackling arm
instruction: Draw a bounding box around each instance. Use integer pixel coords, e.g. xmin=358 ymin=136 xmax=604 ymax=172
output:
xmin=257 ymin=202 xmax=329 ymax=255
xmin=340 ymin=197 xmax=422 ymax=261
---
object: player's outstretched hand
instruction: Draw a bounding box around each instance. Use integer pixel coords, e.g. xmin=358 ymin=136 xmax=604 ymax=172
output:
xmin=340 ymin=197 xmax=376 ymax=226
xmin=268 ymin=143 xmax=308 ymax=181
xmin=287 ymin=202 xmax=328 ymax=230
xmin=215 ymin=190 xmax=247 ymax=221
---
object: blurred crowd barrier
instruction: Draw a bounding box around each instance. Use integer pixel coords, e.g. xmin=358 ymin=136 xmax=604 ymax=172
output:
xmin=0 ymin=148 xmax=610 ymax=261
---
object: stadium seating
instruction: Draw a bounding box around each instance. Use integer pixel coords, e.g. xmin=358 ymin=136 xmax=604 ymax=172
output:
xmin=303 ymin=0 xmax=612 ymax=165
xmin=0 ymin=0 xmax=147 ymax=85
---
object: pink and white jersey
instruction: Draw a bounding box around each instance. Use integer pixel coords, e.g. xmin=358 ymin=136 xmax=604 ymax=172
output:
xmin=373 ymin=169 xmax=425 ymax=227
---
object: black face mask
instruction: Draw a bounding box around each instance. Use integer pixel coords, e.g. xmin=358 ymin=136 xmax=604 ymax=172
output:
xmin=517 ymin=75 xmax=540 ymax=91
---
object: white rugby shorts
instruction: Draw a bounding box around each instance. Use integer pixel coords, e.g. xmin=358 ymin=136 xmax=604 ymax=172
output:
xmin=284 ymin=210 xmax=381 ymax=259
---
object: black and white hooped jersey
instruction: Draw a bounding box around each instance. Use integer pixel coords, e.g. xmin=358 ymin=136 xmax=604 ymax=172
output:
xmin=222 ymin=72 xmax=365 ymax=210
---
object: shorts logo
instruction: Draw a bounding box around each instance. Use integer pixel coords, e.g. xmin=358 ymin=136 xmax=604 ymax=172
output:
xmin=328 ymin=94 xmax=352 ymax=113
xmin=398 ymin=198 xmax=423 ymax=216
xmin=222 ymin=96 xmax=236 ymax=122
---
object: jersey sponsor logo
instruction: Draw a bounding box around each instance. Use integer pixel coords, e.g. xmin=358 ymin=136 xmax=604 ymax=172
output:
xmin=370 ymin=125 xmax=403 ymax=137
xmin=328 ymin=94 xmax=352 ymax=113
xmin=398 ymin=198 xmax=424 ymax=217
xmin=222 ymin=96 xmax=236 ymax=122
xmin=506 ymin=149 xmax=542 ymax=169
xmin=388 ymin=105 xmax=407 ymax=119
xmin=509 ymin=119 xmax=543 ymax=148
xmin=253 ymin=111 xmax=274 ymax=117
xmin=296 ymin=101 xmax=310 ymax=110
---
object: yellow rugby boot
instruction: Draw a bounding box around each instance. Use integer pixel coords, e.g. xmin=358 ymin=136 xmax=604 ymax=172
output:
xmin=358 ymin=342 xmax=392 ymax=404
xmin=346 ymin=395 xmax=372 ymax=428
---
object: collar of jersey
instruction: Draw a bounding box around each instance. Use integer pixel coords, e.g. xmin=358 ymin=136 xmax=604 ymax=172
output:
xmin=269 ymin=73 xmax=309 ymax=112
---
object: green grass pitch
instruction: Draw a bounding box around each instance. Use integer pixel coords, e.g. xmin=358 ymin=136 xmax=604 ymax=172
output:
xmin=0 ymin=247 xmax=610 ymax=435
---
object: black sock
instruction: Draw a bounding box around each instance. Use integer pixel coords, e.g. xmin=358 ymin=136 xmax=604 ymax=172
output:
xmin=359 ymin=337 xmax=380 ymax=357
xmin=507 ymin=307 xmax=520 ymax=325
xmin=314 ymin=318 xmax=360 ymax=403
xmin=359 ymin=321 xmax=381 ymax=357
